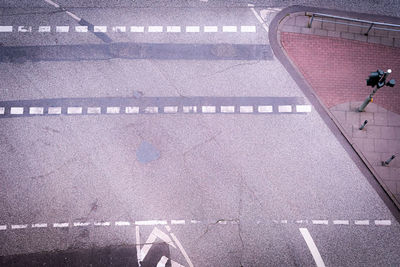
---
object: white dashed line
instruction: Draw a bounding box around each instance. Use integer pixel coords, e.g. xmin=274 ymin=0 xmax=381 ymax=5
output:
xmin=221 ymin=106 xmax=235 ymax=113
xmin=202 ymin=106 xmax=216 ymax=113
xmin=135 ymin=220 xmax=167 ymax=226
xmin=32 ymin=223 xmax=48 ymax=228
xmin=0 ymin=107 xmax=5 ymax=115
xmin=125 ymin=106 xmax=139 ymax=114
xmin=75 ymin=26 xmax=88 ymax=32
xmin=11 ymin=224 xmax=28 ymax=229
xmin=130 ymin=26 xmax=144 ymax=32
xmin=38 ymin=26 xmax=51 ymax=32
xmin=190 ymin=220 xmax=201 ymax=224
xmin=94 ymin=26 xmax=107 ymax=32
xmin=0 ymin=26 xmax=13 ymax=32
xmin=186 ymin=26 xmax=200 ymax=32
xmin=278 ymin=105 xmax=292 ymax=113
xmin=94 ymin=222 xmax=111 ymax=226
xmin=106 ymin=107 xmax=120 ymax=114
xmin=73 ymin=222 xmax=90 ymax=227
xmin=258 ymin=105 xmax=273 ymax=113
xmin=222 ymin=26 xmax=237 ymax=32
xmin=300 ymin=228 xmax=326 ymax=267
xmin=241 ymin=25 xmax=256 ymax=32
xmin=240 ymin=106 xmax=253 ymax=113
xmin=56 ymin=26 xmax=69 ymax=33
xmin=333 ymin=220 xmax=349 ymax=225
xmin=10 ymin=107 xmax=24 ymax=115
xmin=0 ymin=225 xmax=7 ymax=230
xmin=296 ymin=105 xmax=312 ymax=113
xmin=148 ymin=26 xmax=163 ymax=32
xmin=67 ymin=107 xmax=82 ymax=114
xmin=157 ymin=256 xmax=169 ymax=267
xmin=144 ymin=107 xmax=159 ymax=113
xmin=354 ymin=220 xmax=370 ymax=225
xmin=29 ymin=107 xmax=44 ymax=115
xmin=312 ymin=220 xmax=328 ymax=225
xmin=296 ymin=220 xmax=308 ymax=224
xmin=218 ymin=221 xmax=227 ymax=224
xmin=53 ymin=223 xmax=69 ymax=228
xmin=18 ymin=26 xmax=32 ymax=32
xmin=48 ymin=107 xmax=62 ymax=114
xmin=164 ymin=106 xmax=178 ymax=113
xmin=171 ymin=220 xmax=185 ymax=225
xmin=375 ymin=220 xmax=391 ymax=226
xmin=183 ymin=106 xmax=197 ymax=113
xmin=204 ymin=26 xmax=218 ymax=32
xmin=87 ymin=107 xmax=101 ymax=114
xmin=167 ymin=26 xmax=181 ymax=33
xmin=113 ymin=26 xmax=126 ymax=32
xmin=115 ymin=221 xmax=131 ymax=226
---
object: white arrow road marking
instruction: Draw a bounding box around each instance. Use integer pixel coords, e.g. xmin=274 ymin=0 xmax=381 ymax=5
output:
xmin=248 ymin=4 xmax=269 ymax=33
xmin=300 ymin=228 xmax=326 ymax=267
xmin=157 ymin=256 xmax=169 ymax=267
xmin=140 ymin=227 xmax=176 ymax=261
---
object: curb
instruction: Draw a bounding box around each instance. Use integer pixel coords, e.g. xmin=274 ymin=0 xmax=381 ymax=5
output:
xmin=268 ymin=5 xmax=400 ymax=220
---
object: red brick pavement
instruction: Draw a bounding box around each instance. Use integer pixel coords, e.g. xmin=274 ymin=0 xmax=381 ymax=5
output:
xmin=281 ymin=32 xmax=400 ymax=114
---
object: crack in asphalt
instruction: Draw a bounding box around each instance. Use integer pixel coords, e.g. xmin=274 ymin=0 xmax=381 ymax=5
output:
xmin=199 ymin=60 xmax=262 ymax=78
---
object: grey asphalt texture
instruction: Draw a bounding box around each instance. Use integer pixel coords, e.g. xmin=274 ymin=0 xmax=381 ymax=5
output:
xmin=1 ymin=1 xmax=400 ymax=266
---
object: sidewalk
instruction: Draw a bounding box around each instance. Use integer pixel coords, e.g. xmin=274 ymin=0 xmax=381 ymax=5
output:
xmin=278 ymin=11 xmax=400 ymax=203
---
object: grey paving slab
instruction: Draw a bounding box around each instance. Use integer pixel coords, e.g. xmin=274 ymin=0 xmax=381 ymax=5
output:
xmin=381 ymin=126 xmax=397 ymax=139
xmin=367 ymin=35 xmax=381 ymax=44
xmin=341 ymin=32 xmax=355 ymax=40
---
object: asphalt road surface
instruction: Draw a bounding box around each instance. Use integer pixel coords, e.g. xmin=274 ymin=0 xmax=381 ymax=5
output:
xmin=1 ymin=1 xmax=400 ymax=266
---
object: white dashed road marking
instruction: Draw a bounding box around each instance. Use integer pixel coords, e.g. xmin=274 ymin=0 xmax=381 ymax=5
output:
xmin=10 ymin=107 xmax=24 ymax=115
xmin=164 ymin=106 xmax=178 ymax=113
xmin=258 ymin=105 xmax=273 ymax=113
xmin=171 ymin=220 xmax=186 ymax=225
xmin=130 ymin=26 xmax=144 ymax=32
xmin=94 ymin=222 xmax=111 ymax=226
xmin=204 ymin=26 xmax=218 ymax=32
xmin=125 ymin=106 xmax=139 ymax=114
xmin=0 ymin=26 xmax=13 ymax=32
xmin=222 ymin=26 xmax=237 ymax=32
xmin=183 ymin=106 xmax=197 ymax=113
xmin=148 ymin=26 xmax=163 ymax=32
xmin=75 ymin=26 xmax=88 ymax=32
xmin=296 ymin=105 xmax=312 ymax=112
xmin=300 ymin=228 xmax=326 ymax=267
xmin=113 ymin=26 xmax=126 ymax=32
xmin=333 ymin=220 xmax=349 ymax=225
xmin=32 ymin=223 xmax=48 ymax=228
xmin=167 ymin=26 xmax=181 ymax=33
xmin=56 ymin=26 xmax=69 ymax=33
xmin=278 ymin=105 xmax=292 ymax=113
xmin=202 ymin=106 xmax=216 ymax=113
xmin=11 ymin=224 xmax=28 ymax=230
xmin=144 ymin=107 xmax=159 ymax=113
xmin=73 ymin=222 xmax=90 ymax=227
xmin=221 ymin=106 xmax=235 ymax=113
xmin=0 ymin=107 xmax=6 ymax=114
xmin=53 ymin=223 xmax=69 ymax=228
xmin=38 ymin=26 xmax=51 ymax=32
xmin=186 ymin=26 xmax=200 ymax=32
xmin=115 ymin=221 xmax=131 ymax=226
xmin=312 ymin=220 xmax=328 ymax=225
xmin=67 ymin=107 xmax=82 ymax=114
xmin=106 ymin=107 xmax=120 ymax=114
xmin=94 ymin=26 xmax=107 ymax=32
xmin=375 ymin=220 xmax=391 ymax=226
xmin=0 ymin=225 xmax=7 ymax=230
xmin=240 ymin=106 xmax=253 ymax=113
xmin=135 ymin=220 xmax=168 ymax=226
xmin=29 ymin=107 xmax=44 ymax=115
xmin=87 ymin=107 xmax=101 ymax=114
xmin=241 ymin=25 xmax=256 ymax=32
xmin=354 ymin=220 xmax=370 ymax=225
xmin=48 ymin=107 xmax=62 ymax=114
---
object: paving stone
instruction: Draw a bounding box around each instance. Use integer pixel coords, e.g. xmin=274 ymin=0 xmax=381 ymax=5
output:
xmin=397 ymin=182 xmax=400 ymax=194
xmin=389 ymin=168 xmax=400 ymax=181
xmin=377 ymin=105 xmax=388 ymax=113
xmin=375 ymin=166 xmax=390 ymax=177
xmin=348 ymin=24 xmax=362 ymax=34
xmin=352 ymin=125 xmax=367 ymax=138
xmin=364 ymin=152 xmax=382 ymax=162
xmin=395 ymin=38 xmax=400 ymax=48
xmin=341 ymin=32 xmax=355 ymax=40
xmin=322 ymin=19 xmax=336 ymax=31
xmin=350 ymin=101 xmax=363 ymax=111
xmin=295 ymin=16 xmax=310 ymax=27
xmin=335 ymin=22 xmax=348 ymax=33
xmin=332 ymin=102 xmax=350 ymax=111
xmin=375 ymin=139 xmax=391 ymax=153
xmin=381 ymin=126 xmax=397 ymax=139
xmin=327 ymin=31 xmax=340 ymax=38
xmin=394 ymin=127 xmax=400 ymax=137
xmin=381 ymin=37 xmax=394 ymax=46
xmin=383 ymin=180 xmax=397 ymax=194
xmin=314 ymin=28 xmax=328 ymax=36
xmin=366 ymin=125 xmax=381 ymax=138
xmin=331 ymin=110 xmax=346 ymax=123
xmin=388 ymin=111 xmax=400 ymax=126
xmin=301 ymin=27 xmax=313 ymax=35
xmin=353 ymin=34 xmax=368 ymax=42
xmin=374 ymin=112 xmax=388 ymax=126
xmin=388 ymin=30 xmax=400 ymax=39
xmin=346 ymin=111 xmax=361 ymax=126
xmin=285 ymin=17 xmax=296 ymax=26
xmin=364 ymin=138 xmax=375 ymax=152
xmin=367 ymin=35 xmax=381 ymax=44
xmin=310 ymin=20 xmax=322 ymax=29
xmin=282 ymin=25 xmax=301 ymax=33
xmin=364 ymin=103 xmax=378 ymax=113
xmin=360 ymin=112 xmax=374 ymax=124
xmin=373 ymin=28 xmax=389 ymax=37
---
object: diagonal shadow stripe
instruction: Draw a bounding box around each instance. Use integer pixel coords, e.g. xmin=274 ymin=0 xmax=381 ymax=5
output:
xmin=0 ymin=43 xmax=273 ymax=63
xmin=78 ymin=18 xmax=113 ymax=44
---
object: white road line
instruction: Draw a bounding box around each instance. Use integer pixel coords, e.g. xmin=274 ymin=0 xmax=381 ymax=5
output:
xmin=0 ymin=225 xmax=7 ymax=230
xmin=75 ymin=26 xmax=88 ymax=32
xmin=32 ymin=223 xmax=48 ymax=228
xmin=135 ymin=220 xmax=168 ymax=226
xmin=144 ymin=107 xmax=159 ymax=113
xmin=65 ymin=11 xmax=81 ymax=21
xmin=300 ymin=228 xmax=326 ymax=267
xmin=106 ymin=107 xmax=120 ymax=114
xmin=94 ymin=26 xmax=107 ymax=32
xmin=241 ymin=25 xmax=256 ymax=32
xmin=39 ymin=26 xmax=51 ymax=32
xmin=375 ymin=220 xmax=391 ymax=226
xmin=48 ymin=107 xmax=62 ymax=114
xmin=10 ymin=107 xmax=24 ymax=115
xmin=125 ymin=106 xmax=139 ymax=114
xmin=258 ymin=105 xmax=273 ymax=113
xmin=186 ymin=26 xmax=200 ymax=32
xmin=354 ymin=220 xmax=370 ymax=225
xmin=296 ymin=105 xmax=312 ymax=113
xmin=202 ymin=106 xmax=216 ymax=113
xmin=0 ymin=107 xmax=5 ymax=115
xmin=190 ymin=220 xmax=201 ymax=224
xmin=157 ymin=256 xmax=169 ymax=267
xmin=183 ymin=106 xmax=197 ymax=113
xmin=131 ymin=26 xmax=144 ymax=32
xmin=333 ymin=220 xmax=349 ymax=225
xmin=148 ymin=26 xmax=163 ymax=32
xmin=165 ymin=225 xmax=172 ymax=232
xmin=221 ymin=106 xmax=235 ymax=113
xmin=222 ymin=26 xmax=237 ymax=32
xmin=29 ymin=107 xmax=44 ymax=115
xmin=204 ymin=26 xmax=218 ymax=32
xmin=113 ymin=26 xmax=126 ymax=32
xmin=249 ymin=5 xmax=269 ymax=33
xmin=115 ymin=221 xmax=131 ymax=226
xmin=167 ymin=26 xmax=181 ymax=33
xmin=136 ymin=226 xmax=142 ymax=264
xmin=240 ymin=106 xmax=254 ymax=113
xmin=44 ymin=0 xmax=60 ymax=8
xmin=281 ymin=220 xmax=288 ymax=224
xmin=278 ymin=105 xmax=292 ymax=113
xmin=73 ymin=222 xmax=90 ymax=227
xmin=87 ymin=107 xmax=101 ymax=114
xmin=171 ymin=220 xmax=186 ymax=225
xmin=53 ymin=223 xmax=69 ymax=228
xmin=164 ymin=106 xmax=178 ymax=113
xmin=218 ymin=220 xmax=227 ymax=224
xmin=18 ymin=26 xmax=32 ymax=32
xmin=169 ymin=232 xmax=194 ymax=267
xmin=56 ymin=26 xmax=69 ymax=33
xmin=312 ymin=220 xmax=328 ymax=225
xmin=67 ymin=107 xmax=82 ymax=114
xmin=0 ymin=26 xmax=13 ymax=32
xmin=296 ymin=220 xmax=308 ymax=224
xmin=11 ymin=224 xmax=28 ymax=229
xmin=94 ymin=222 xmax=111 ymax=226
